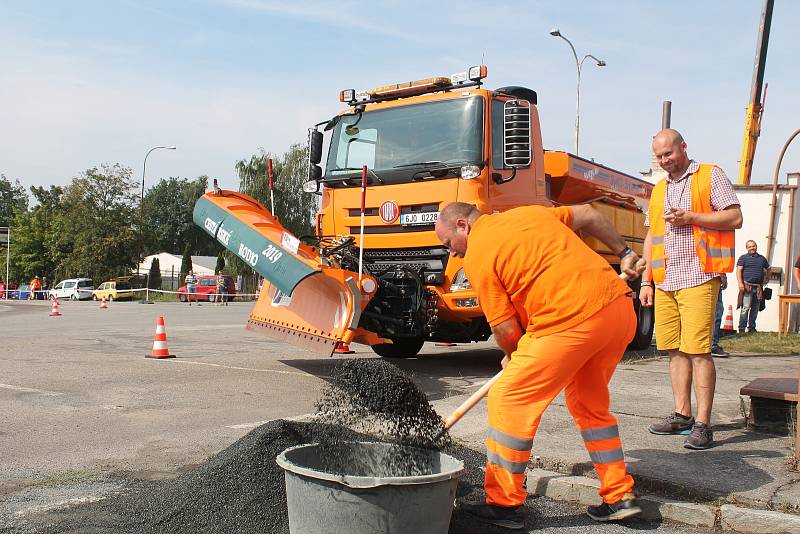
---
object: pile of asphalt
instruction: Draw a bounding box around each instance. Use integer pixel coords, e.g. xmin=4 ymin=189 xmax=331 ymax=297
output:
xmin=24 ymin=419 xmax=489 ymax=534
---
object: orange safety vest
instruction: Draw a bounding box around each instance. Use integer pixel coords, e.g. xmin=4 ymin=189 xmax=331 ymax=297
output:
xmin=648 ymin=164 xmax=735 ymax=284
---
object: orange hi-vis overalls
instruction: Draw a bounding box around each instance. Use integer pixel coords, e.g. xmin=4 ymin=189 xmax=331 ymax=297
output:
xmin=463 ymin=206 xmax=637 ymax=507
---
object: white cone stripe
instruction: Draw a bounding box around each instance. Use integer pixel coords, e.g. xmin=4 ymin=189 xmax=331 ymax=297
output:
xmin=156 ymin=325 xmax=165 ymax=334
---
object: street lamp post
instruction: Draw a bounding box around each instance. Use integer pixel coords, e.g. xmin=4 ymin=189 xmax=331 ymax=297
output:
xmin=549 ymin=28 xmax=606 ymax=156
xmin=138 ymin=146 xmax=176 ymax=303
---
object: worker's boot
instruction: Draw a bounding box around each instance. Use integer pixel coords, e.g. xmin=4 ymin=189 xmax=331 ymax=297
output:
xmin=459 ymin=498 xmax=524 ymax=530
xmin=587 ymin=494 xmax=642 ymax=522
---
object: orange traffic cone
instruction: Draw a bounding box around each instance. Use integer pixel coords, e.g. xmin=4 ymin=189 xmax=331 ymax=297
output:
xmin=49 ymin=298 xmax=62 ymax=317
xmin=99 ymin=298 xmax=108 ymax=309
xmin=334 ymin=341 xmax=354 ymax=354
xmin=146 ymin=316 xmax=174 ymax=359
xmin=722 ymin=305 xmax=735 ymax=332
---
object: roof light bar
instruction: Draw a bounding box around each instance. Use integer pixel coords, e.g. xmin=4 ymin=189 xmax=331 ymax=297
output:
xmin=339 ymin=65 xmax=489 ymax=106
xmin=370 ymin=77 xmax=451 ymax=98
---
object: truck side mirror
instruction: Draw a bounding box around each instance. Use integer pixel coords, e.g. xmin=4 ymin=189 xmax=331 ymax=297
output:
xmin=503 ymin=100 xmax=532 ymax=168
xmin=308 ymin=129 xmax=324 ymax=165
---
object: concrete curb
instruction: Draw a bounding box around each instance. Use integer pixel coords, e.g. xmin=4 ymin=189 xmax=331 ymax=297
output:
xmin=526 ymin=469 xmax=800 ymax=533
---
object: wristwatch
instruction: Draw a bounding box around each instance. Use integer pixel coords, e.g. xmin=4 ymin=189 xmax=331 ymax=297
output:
xmin=617 ymin=246 xmax=634 ymax=259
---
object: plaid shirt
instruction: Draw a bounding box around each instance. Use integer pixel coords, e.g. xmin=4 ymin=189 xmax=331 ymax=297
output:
xmin=644 ymin=161 xmax=739 ymax=291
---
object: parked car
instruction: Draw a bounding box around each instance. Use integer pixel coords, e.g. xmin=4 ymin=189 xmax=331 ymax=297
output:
xmin=177 ymin=275 xmax=236 ymax=302
xmin=10 ymin=284 xmax=32 ymax=300
xmin=93 ymin=279 xmax=134 ymax=301
xmin=50 ymin=278 xmax=94 ymax=301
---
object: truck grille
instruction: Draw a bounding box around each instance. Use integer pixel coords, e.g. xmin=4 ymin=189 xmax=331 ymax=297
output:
xmin=364 ymin=247 xmax=449 ymax=284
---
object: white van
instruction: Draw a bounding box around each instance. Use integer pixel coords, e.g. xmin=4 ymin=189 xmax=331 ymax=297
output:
xmin=50 ymin=278 xmax=94 ymax=301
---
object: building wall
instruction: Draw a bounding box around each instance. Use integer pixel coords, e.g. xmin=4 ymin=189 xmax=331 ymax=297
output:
xmin=722 ymin=181 xmax=800 ymax=332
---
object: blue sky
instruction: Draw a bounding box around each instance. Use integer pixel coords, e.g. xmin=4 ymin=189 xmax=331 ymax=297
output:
xmin=1 ymin=0 xmax=798 ymax=193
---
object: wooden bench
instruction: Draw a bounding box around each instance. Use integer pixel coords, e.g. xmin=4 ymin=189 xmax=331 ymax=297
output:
xmin=740 ymin=377 xmax=798 ymax=435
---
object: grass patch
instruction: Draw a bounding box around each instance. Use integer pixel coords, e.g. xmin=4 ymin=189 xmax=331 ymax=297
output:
xmin=719 ymin=332 xmax=800 ymax=354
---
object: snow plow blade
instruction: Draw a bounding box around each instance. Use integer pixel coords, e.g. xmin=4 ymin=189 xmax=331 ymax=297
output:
xmin=193 ymin=190 xmax=377 ymax=355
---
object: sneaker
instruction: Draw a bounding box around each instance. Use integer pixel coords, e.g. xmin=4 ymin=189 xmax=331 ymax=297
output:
xmin=684 ymin=422 xmax=713 ymax=450
xmin=711 ymin=346 xmax=730 ymax=358
xmin=587 ymin=496 xmax=642 ymax=522
xmin=648 ymin=412 xmax=695 ymax=435
xmin=459 ymin=499 xmax=524 ymax=530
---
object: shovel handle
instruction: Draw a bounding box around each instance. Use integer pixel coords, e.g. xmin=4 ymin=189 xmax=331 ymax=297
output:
xmin=443 ymin=370 xmax=504 ymax=430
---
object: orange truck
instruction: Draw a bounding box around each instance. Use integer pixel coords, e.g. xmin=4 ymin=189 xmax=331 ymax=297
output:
xmin=194 ymin=66 xmax=653 ymax=357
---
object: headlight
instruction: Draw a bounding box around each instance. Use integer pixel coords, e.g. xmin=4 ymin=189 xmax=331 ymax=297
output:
xmin=460 ymin=164 xmax=481 ymax=180
xmin=450 ymin=269 xmax=472 ymax=291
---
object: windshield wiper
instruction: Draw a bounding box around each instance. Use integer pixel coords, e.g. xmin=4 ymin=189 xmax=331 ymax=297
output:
xmin=392 ymin=161 xmax=446 ymax=169
xmin=323 ymin=167 xmax=384 ymax=184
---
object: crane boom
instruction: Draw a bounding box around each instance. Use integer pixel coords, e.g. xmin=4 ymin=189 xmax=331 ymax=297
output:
xmin=738 ymin=0 xmax=774 ymax=185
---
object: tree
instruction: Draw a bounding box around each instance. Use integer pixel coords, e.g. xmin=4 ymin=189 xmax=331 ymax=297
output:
xmin=54 ymin=164 xmax=138 ymax=282
xmin=0 ymin=174 xmax=28 ymax=227
xmin=142 ymin=176 xmax=218 ymax=256
xmin=148 ymin=257 xmax=162 ymax=290
xmin=228 ymin=144 xmax=318 ymax=277
xmin=180 ymin=243 xmax=192 ymax=279
xmin=235 ymin=144 xmax=316 ymax=238
xmin=215 ymin=253 xmax=225 ymax=274
xmin=7 ymin=186 xmax=63 ymax=282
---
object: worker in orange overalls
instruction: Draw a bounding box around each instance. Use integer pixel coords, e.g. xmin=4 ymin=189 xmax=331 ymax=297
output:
xmin=435 ymin=202 xmax=644 ymax=530
xmin=28 ymin=276 xmax=41 ymax=301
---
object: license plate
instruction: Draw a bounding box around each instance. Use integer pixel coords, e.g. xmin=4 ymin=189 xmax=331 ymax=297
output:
xmin=400 ymin=211 xmax=439 ymax=226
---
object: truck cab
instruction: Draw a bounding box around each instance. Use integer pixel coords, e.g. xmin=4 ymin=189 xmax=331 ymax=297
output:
xmin=302 ymin=66 xmax=653 ymax=357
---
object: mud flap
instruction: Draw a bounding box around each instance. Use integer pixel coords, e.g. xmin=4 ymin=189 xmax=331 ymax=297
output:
xmin=194 ymin=190 xmax=376 ymax=355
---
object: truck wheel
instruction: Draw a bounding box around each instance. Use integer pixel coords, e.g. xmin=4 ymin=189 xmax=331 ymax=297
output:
xmin=371 ymin=338 xmax=425 ymax=358
xmin=628 ymin=288 xmax=654 ymax=350
xmin=179 ymin=293 xmax=187 ymax=302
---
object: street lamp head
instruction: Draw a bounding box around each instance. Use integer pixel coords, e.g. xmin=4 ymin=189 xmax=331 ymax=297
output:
xmin=597 ymin=60 xmax=607 ymax=67
xmin=166 ymin=146 xmax=177 ymax=150
xmin=549 ymin=28 xmax=561 ymax=37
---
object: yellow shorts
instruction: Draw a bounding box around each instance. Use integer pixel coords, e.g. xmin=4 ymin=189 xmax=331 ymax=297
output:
xmin=654 ymin=278 xmax=720 ymax=355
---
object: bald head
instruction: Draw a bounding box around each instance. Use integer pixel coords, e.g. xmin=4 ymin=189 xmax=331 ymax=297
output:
xmin=439 ymin=202 xmax=480 ymax=226
xmin=435 ymin=202 xmax=481 ymax=258
xmin=653 ymin=128 xmax=689 ymax=177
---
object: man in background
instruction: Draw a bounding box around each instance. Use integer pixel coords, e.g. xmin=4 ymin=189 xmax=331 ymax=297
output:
xmin=736 ymin=240 xmax=770 ymax=333
xmin=185 ymin=270 xmax=198 ymax=306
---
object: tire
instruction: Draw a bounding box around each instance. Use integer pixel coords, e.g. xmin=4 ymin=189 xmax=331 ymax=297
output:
xmin=70 ymin=294 xmax=78 ymax=301
xmin=179 ymin=293 xmax=187 ymax=302
xmin=371 ymin=337 xmax=426 ymax=358
xmin=628 ymin=281 xmax=655 ymax=350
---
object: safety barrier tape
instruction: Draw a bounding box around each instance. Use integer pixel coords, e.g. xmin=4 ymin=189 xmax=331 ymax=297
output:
xmin=0 ymin=287 xmax=261 ymax=299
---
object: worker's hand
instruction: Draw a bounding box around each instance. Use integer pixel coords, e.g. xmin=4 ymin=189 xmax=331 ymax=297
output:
xmin=621 ymin=254 xmax=646 ymax=280
xmin=639 ymin=285 xmax=654 ymax=307
xmin=738 ymin=283 xmax=745 ymax=290
xmin=662 ymin=208 xmax=694 ymax=227
xmin=501 ymin=355 xmax=510 ymax=369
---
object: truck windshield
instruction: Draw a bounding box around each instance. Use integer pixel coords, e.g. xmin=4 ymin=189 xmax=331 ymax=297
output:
xmin=324 ymin=96 xmax=483 ymax=186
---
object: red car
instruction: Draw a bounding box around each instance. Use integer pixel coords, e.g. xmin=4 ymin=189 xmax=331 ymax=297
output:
xmin=177 ymin=275 xmax=236 ymax=302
